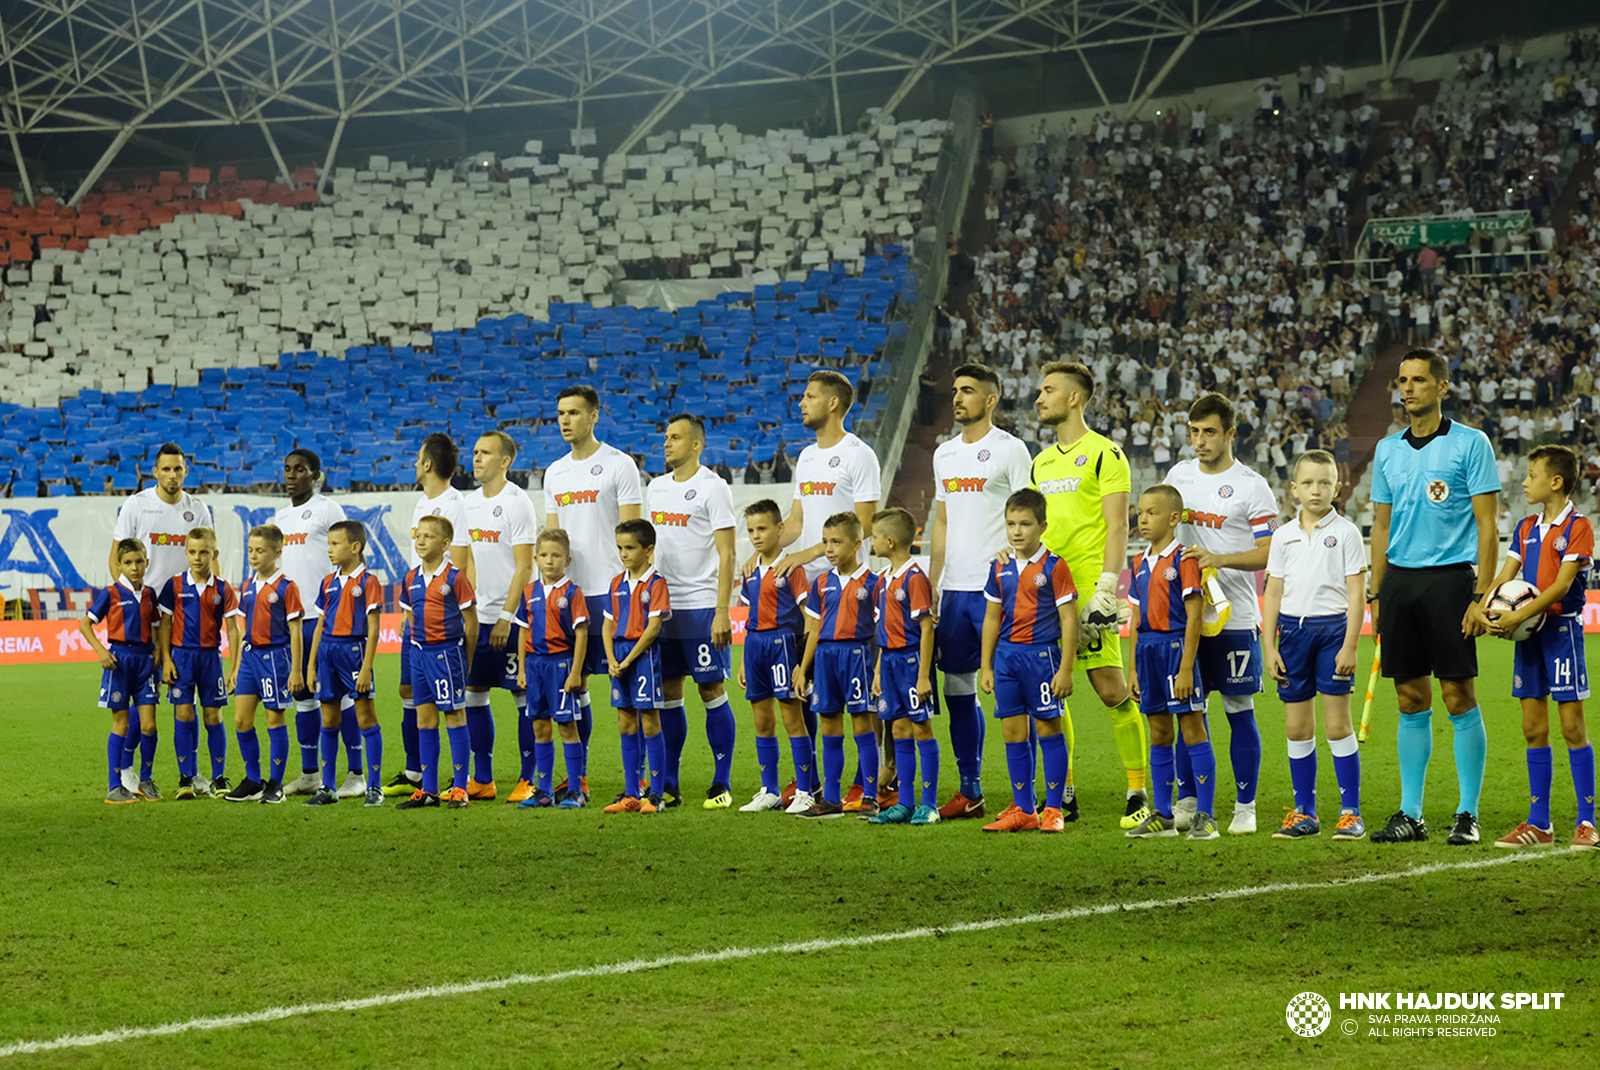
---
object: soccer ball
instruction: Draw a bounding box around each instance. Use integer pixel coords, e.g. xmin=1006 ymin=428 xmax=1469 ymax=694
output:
xmin=1486 ymin=579 xmax=1544 ymax=642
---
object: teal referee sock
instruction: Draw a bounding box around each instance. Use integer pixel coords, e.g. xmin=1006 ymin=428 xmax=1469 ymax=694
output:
xmin=1449 ymin=706 xmax=1487 ymax=817
xmin=1397 ymin=710 xmax=1433 ymax=820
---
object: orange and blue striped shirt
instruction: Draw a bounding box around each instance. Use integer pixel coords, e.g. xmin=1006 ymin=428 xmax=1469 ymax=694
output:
xmin=805 ymin=563 xmax=880 ymax=643
xmin=1129 ymin=541 xmax=1201 ymax=634
xmin=514 ymin=577 xmax=589 ymax=656
xmin=1510 ymin=504 xmax=1594 ymax=617
xmin=740 ymin=563 xmax=808 ymax=633
xmin=159 ymin=572 xmax=239 ymax=649
xmin=876 ymin=560 xmax=933 ymax=651
xmin=88 ymin=579 xmax=158 ymax=650
xmin=315 ymin=566 xmax=386 ymax=639
xmin=400 ymin=561 xmax=476 ymax=645
xmin=238 ymin=571 xmax=304 ymax=648
xmin=605 ymin=568 xmax=671 ymax=643
xmin=983 ymin=547 xmax=1077 ymax=644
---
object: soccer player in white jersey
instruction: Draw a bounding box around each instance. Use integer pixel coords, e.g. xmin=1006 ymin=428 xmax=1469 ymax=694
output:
xmin=1163 ymin=393 xmax=1280 ymax=834
xmin=929 ymin=364 xmax=1032 ymax=819
xmin=754 ymin=369 xmax=881 ymax=808
xmin=386 ymin=432 xmax=471 ymax=797
xmin=648 ymin=414 xmax=739 ymax=808
xmin=458 ymin=430 xmax=539 ymax=801
xmin=273 ymin=450 xmax=357 ymax=797
xmin=543 ymin=384 xmax=643 ymax=796
xmin=108 ymin=442 xmax=214 ymax=791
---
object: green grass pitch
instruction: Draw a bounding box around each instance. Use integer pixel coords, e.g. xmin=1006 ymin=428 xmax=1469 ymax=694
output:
xmin=1 ymin=636 xmax=1594 ymax=1068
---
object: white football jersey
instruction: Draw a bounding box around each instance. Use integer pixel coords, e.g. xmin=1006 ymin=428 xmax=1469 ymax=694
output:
xmin=933 ymin=426 xmax=1033 ymax=592
xmin=111 ymin=488 xmax=215 ymax=595
xmin=272 ymin=494 xmax=346 ymax=619
xmin=647 ymin=466 xmax=736 ymax=610
xmin=792 ymin=432 xmax=882 ymax=582
xmin=459 ymin=481 xmax=539 ymax=619
xmin=543 ymin=442 xmax=644 ymax=598
xmin=1163 ymin=457 xmax=1279 ymax=630
xmin=409 ymin=486 xmax=467 ymax=568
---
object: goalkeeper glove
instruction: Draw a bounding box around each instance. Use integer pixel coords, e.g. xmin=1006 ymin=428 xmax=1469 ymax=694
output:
xmin=1085 ymin=571 xmax=1121 ymax=629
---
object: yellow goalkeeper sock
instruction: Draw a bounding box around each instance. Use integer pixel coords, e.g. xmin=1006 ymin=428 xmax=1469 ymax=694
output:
xmin=1108 ymin=695 xmax=1147 ymax=792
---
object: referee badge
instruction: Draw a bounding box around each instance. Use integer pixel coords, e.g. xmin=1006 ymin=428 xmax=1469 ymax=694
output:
xmin=1426 ymin=479 xmax=1450 ymax=503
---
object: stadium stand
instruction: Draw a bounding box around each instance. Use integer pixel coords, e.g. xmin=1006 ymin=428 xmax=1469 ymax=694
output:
xmin=0 ymin=120 xmax=950 ymax=497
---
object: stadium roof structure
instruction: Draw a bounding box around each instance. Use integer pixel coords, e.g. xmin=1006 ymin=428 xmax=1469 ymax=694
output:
xmin=0 ymin=0 xmax=1456 ymax=203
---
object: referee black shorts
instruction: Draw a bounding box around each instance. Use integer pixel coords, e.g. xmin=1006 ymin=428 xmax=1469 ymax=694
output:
xmin=1377 ymin=563 xmax=1478 ymax=682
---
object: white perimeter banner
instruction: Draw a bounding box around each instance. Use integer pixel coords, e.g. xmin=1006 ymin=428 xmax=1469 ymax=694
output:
xmin=0 ymin=484 xmax=798 ymax=596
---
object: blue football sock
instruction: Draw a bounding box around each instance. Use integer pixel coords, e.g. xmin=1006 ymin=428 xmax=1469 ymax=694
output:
xmin=294 ymin=707 xmax=320 ymax=774
xmin=853 ymin=731 xmax=880 ymax=800
xmin=319 ymin=725 xmax=339 ymax=790
xmin=1226 ymin=707 xmax=1261 ymax=804
xmin=917 ymin=738 xmax=940 ymax=807
xmin=138 ymin=727 xmax=157 ymax=781
xmin=634 ymin=726 xmax=648 ymax=789
xmin=1150 ymin=742 xmax=1175 ymax=817
xmin=420 ymin=727 xmax=441 ymax=794
xmin=266 ymin=724 xmax=288 ymax=784
xmin=577 ymin=693 xmax=594 ymax=748
xmin=534 ymin=739 xmax=555 ymax=794
xmin=1527 ymin=746 xmax=1553 ymax=827
xmin=1572 ymin=745 xmax=1596 ymax=826
xmin=1329 ymin=733 xmax=1361 ymax=813
xmin=361 ymin=725 xmax=383 ymax=790
xmin=122 ymin=718 xmax=140 ymax=770
xmin=1287 ymin=737 xmax=1317 ymax=815
xmin=1004 ymin=740 xmax=1034 ymax=814
xmin=893 ymin=736 xmax=916 ymax=805
xmin=518 ymin=698 xmax=536 ymax=783
xmin=237 ymin=728 xmax=261 ymax=782
xmin=1397 ymin=709 xmax=1434 ymax=819
xmin=789 ymin=734 xmax=816 ymax=794
xmin=645 ymin=731 xmax=665 ymax=796
xmin=340 ymin=711 xmax=362 ymax=774
xmin=206 ymin=722 xmax=227 ymax=779
xmin=464 ymin=696 xmax=494 ymax=784
xmin=821 ymin=734 xmax=845 ymax=803
xmin=1040 ymin=733 xmax=1069 ymax=810
xmin=446 ymin=723 xmax=472 ymax=790
xmin=704 ymin=695 xmax=736 ymax=786
xmin=561 ymin=740 xmax=587 ymax=789
xmin=660 ymin=701 xmax=688 ymax=788
xmin=174 ymin=718 xmax=196 ymax=779
xmin=802 ymin=704 xmax=821 ymax=790
xmin=756 ymin=735 xmax=781 ymax=795
xmin=619 ymin=731 xmax=642 ymax=798
xmin=107 ymin=732 xmax=124 ymax=792
xmin=401 ymin=699 xmax=419 ymax=774
xmin=1188 ymin=738 xmax=1217 ymax=816
xmin=1172 ymin=720 xmax=1192 ymax=800
xmin=1449 ymin=705 xmax=1487 ymax=816
xmin=945 ymin=691 xmax=983 ymax=797
xmin=1028 ymin=718 xmax=1040 ymax=787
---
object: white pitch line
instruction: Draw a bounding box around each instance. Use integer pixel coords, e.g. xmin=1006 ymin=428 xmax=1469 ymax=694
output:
xmin=0 ymin=851 xmax=1567 ymax=1058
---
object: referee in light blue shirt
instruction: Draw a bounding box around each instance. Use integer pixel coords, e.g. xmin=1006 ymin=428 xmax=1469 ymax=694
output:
xmin=1368 ymin=349 xmax=1501 ymax=846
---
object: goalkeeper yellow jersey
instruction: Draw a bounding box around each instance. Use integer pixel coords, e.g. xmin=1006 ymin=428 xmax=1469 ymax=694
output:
xmin=1030 ymin=429 xmax=1132 ymax=579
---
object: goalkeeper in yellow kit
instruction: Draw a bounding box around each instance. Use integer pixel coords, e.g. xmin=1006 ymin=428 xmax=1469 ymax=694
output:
xmin=1029 ymin=360 xmax=1150 ymax=826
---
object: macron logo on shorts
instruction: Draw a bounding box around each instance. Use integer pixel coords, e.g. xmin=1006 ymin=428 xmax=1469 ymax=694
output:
xmin=651 ymin=511 xmax=690 ymax=527
xmin=942 ymin=477 xmax=988 ymax=493
xmin=555 ymin=490 xmax=600 ymax=507
xmin=469 ymin=529 xmax=502 ymax=543
xmin=798 ymin=481 xmax=837 ymax=496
